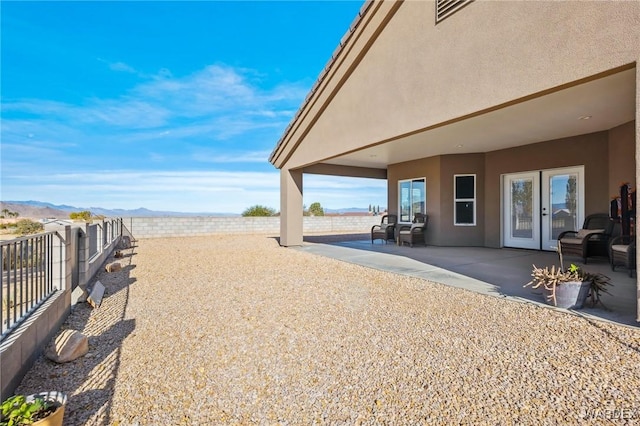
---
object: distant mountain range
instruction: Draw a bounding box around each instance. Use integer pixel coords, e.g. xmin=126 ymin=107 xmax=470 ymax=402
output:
xmin=1 ymin=200 xmax=373 ymax=219
xmin=0 ymin=201 xmax=238 ymax=219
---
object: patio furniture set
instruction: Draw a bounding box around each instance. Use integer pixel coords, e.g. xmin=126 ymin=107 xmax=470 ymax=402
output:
xmin=371 ymin=213 xmax=428 ymax=247
xmin=372 ymin=207 xmax=636 ymax=276
xmin=558 ymin=184 xmax=636 ymax=277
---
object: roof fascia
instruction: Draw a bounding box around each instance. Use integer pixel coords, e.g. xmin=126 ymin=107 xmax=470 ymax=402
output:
xmin=269 ymin=0 xmax=403 ymax=169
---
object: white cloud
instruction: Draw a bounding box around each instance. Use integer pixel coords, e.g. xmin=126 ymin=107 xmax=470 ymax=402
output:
xmin=0 ymin=62 xmax=387 ymax=213
xmin=189 ymin=149 xmax=272 ymax=164
xmin=109 ymin=61 xmax=137 ymax=73
xmin=2 ymin=63 xmax=305 ymax=139
xmin=2 ymin=170 xmax=281 ymax=213
xmin=1 ymin=170 xmax=387 ymax=214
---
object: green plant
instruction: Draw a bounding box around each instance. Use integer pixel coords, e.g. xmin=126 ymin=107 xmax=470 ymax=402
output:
xmin=242 ymin=205 xmax=276 ymax=217
xmin=524 ymin=263 xmax=612 ymax=307
xmin=15 ymin=220 xmax=44 ymax=236
xmin=69 ymin=211 xmax=92 ymax=221
xmin=0 ymin=395 xmax=55 ymax=426
xmin=308 ymin=202 xmax=324 ymax=216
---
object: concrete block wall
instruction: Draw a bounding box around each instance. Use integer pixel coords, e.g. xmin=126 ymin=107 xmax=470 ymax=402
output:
xmin=123 ymin=216 xmax=382 ymax=239
xmin=0 ymin=290 xmax=70 ymax=402
xmin=1 ymin=222 xmax=122 ymax=401
xmin=0 ymin=226 xmax=72 ymax=402
xmin=81 ymin=223 xmax=120 ymax=292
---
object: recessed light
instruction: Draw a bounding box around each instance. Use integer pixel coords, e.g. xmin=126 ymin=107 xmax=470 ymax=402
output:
xmin=579 ymin=115 xmax=592 ymax=120
xmin=456 ymin=144 xmax=464 ymax=148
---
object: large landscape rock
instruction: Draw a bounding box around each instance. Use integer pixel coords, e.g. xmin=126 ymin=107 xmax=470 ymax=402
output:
xmin=105 ymin=262 xmax=122 ymax=272
xmin=45 ymin=329 xmax=89 ymax=363
xmin=119 ymin=236 xmax=132 ymax=249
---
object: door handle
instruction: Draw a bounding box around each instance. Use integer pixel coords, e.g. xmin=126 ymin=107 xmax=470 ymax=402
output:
xmin=542 ymin=213 xmax=548 ymax=216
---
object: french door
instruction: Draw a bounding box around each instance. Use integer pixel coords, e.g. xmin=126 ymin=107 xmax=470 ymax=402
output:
xmin=503 ymin=166 xmax=584 ymax=251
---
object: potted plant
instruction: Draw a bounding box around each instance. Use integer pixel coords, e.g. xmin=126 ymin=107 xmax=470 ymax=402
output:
xmin=524 ymin=263 xmax=612 ymax=309
xmin=1 ymin=392 xmax=66 ymax=426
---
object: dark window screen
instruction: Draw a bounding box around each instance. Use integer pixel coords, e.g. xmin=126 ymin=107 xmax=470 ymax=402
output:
xmin=456 ymin=201 xmax=474 ymax=224
xmin=456 ymin=176 xmax=474 ymax=199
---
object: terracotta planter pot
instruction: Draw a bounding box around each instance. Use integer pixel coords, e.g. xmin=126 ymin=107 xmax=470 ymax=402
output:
xmin=26 ymin=392 xmax=67 ymax=426
xmin=544 ymin=280 xmax=591 ymax=309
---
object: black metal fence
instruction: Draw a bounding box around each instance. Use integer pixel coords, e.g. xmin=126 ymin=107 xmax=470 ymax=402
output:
xmin=1 ymin=232 xmax=62 ymax=338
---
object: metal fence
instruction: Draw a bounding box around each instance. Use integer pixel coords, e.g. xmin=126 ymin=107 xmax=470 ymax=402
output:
xmin=1 ymin=232 xmax=63 ymax=338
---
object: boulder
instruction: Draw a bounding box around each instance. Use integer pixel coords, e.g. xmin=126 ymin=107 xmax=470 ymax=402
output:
xmin=46 ymin=330 xmax=89 ymax=363
xmin=87 ymin=280 xmax=106 ymax=308
xmin=119 ymin=236 xmax=132 ymax=249
xmin=105 ymin=262 xmax=122 ymax=272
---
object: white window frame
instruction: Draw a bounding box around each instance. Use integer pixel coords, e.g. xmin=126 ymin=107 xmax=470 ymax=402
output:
xmin=454 ymin=174 xmax=476 ymax=226
xmin=398 ymin=177 xmax=426 ymax=223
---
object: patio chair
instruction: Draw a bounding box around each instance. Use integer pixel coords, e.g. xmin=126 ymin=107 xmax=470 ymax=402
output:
xmin=371 ymin=214 xmax=397 ymax=243
xmin=610 ymin=235 xmax=636 ymax=277
xmin=398 ymin=213 xmax=428 ymax=247
xmin=557 ymin=213 xmax=614 ymax=264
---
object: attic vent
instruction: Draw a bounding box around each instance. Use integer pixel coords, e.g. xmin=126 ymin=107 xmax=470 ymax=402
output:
xmin=436 ymin=0 xmax=473 ymax=24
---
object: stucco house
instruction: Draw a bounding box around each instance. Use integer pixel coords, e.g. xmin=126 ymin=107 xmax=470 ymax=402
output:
xmin=269 ymin=1 xmax=638 ymax=316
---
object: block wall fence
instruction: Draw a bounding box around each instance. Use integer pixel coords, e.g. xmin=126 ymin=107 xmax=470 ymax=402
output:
xmin=123 ymin=216 xmax=382 ymax=239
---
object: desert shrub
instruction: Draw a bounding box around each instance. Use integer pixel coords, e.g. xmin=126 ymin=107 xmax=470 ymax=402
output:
xmin=15 ymin=219 xmax=44 ymax=236
xmin=242 ymin=205 xmax=276 ymax=217
xmin=308 ymin=202 xmax=324 ymax=216
xmin=69 ymin=211 xmax=92 ymax=221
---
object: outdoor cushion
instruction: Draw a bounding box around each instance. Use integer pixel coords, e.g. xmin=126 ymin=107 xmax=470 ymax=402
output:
xmin=576 ymin=228 xmax=604 ymax=239
xmin=559 ymin=237 xmax=584 ymax=245
xmin=611 ymin=244 xmax=631 ymax=253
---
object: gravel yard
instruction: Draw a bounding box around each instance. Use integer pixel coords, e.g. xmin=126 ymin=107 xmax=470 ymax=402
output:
xmin=15 ymin=235 xmax=640 ymax=425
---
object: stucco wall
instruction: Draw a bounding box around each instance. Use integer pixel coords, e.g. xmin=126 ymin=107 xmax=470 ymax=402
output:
xmin=282 ymin=0 xmax=640 ymax=169
xmin=440 ymin=154 xmax=486 ymax=246
xmin=608 ymin=120 xmax=637 ymax=197
xmin=484 ymin=132 xmax=610 ymax=247
xmin=386 ymin=129 xmax=624 ymax=248
xmin=387 ymin=156 xmax=441 ymax=244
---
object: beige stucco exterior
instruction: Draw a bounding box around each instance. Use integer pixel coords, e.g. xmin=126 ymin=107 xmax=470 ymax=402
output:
xmin=270 ymin=0 xmax=639 ymax=319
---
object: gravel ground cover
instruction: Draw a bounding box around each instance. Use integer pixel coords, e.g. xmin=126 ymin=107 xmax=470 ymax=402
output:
xmin=15 ymin=234 xmax=640 ymax=425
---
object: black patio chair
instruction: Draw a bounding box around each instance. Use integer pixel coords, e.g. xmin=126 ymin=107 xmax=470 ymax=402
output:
xmin=398 ymin=213 xmax=428 ymax=247
xmin=371 ymin=214 xmax=397 ymax=243
xmin=610 ymin=235 xmax=637 ymax=277
xmin=557 ymin=213 xmax=615 ymax=264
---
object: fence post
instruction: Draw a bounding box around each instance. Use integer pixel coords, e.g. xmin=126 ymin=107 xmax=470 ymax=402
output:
xmin=51 ymin=226 xmax=72 ymax=292
xmin=98 ymin=220 xmax=104 ymax=254
xmin=78 ymin=224 xmax=91 ymax=291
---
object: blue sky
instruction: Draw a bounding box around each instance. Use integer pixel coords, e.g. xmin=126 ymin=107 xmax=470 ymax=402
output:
xmin=1 ymin=1 xmax=387 ymax=214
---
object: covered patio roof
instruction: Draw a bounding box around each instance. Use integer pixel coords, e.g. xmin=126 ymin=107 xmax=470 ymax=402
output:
xmin=319 ymin=66 xmax=636 ymax=171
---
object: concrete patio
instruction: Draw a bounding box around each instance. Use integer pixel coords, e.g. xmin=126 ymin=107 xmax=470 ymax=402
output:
xmin=301 ymin=233 xmax=638 ymax=328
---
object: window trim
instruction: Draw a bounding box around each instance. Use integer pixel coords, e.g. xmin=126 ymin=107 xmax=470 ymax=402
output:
xmin=398 ymin=177 xmax=426 ymax=223
xmin=454 ymin=174 xmax=476 ymax=226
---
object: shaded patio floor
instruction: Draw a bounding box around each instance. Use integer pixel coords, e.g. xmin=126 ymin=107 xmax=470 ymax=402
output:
xmin=300 ymin=233 xmax=638 ymax=327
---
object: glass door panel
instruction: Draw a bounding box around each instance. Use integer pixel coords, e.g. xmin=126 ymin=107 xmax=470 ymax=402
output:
xmin=541 ymin=167 xmax=584 ymax=251
xmin=503 ymin=172 xmax=540 ymax=249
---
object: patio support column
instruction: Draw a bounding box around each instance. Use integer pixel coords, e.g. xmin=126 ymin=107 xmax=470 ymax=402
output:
xmin=280 ymin=168 xmax=303 ymax=247
xmin=636 ymin=62 xmax=640 ymax=322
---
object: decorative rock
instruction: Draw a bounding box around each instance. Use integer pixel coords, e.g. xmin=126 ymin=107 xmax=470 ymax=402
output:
xmin=71 ymin=285 xmax=88 ymax=304
xmin=106 ymin=262 xmax=122 ymax=272
xmin=45 ymin=329 xmax=89 ymax=363
xmin=119 ymin=236 xmax=132 ymax=249
xmin=87 ymin=280 xmax=106 ymax=308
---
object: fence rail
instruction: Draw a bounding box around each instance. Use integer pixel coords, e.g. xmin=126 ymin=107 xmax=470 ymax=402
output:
xmin=1 ymin=231 xmax=62 ymax=338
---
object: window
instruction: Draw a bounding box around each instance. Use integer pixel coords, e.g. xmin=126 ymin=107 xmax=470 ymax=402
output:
xmin=399 ymin=178 xmax=426 ymax=222
xmin=454 ymin=174 xmax=476 ymax=225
